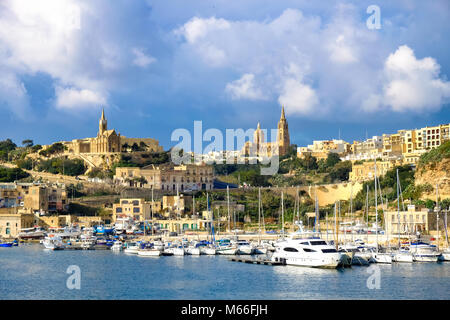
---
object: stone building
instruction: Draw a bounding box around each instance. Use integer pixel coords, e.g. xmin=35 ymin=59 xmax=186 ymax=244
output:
xmin=45 ymin=109 xmax=163 ymax=156
xmin=243 ymin=106 xmax=291 ymax=158
xmin=114 ymin=163 xmax=214 ymax=191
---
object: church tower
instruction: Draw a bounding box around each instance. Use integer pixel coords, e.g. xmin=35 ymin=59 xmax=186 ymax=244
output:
xmin=277 ymin=106 xmax=290 ymax=156
xmin=99 ymin=108 xmax=107 ymax=136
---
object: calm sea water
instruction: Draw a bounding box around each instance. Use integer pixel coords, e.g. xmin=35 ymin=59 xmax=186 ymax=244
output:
xmin=1 ymin=244 xmax=449 ymax=300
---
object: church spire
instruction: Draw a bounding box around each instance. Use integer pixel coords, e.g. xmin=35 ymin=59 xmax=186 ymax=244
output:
xmin=99 ymin=107 xmax=107 ymax=135
xmin=280 ymin=105 xmax=286 ymax=120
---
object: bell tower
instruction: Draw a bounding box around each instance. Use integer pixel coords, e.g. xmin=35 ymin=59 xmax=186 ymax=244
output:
xmin=277 ymin=106 xmax=290 ymax=156
xmin=99 ymin=108 xmax=107 ymax=136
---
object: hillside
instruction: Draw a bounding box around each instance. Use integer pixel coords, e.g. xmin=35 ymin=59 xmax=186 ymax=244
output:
xmin=415 ymin=141 xmax=450 ymax=199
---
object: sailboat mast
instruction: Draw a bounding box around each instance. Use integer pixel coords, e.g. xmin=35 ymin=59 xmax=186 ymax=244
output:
xmin=151 ymin=186 xmax=154 ymax=237
xmin=326 ymin=210 xmax=329 ymax=242
xmin=227 ymin=185 xmax=230 ymax=233
xmin=436 ymin=184 xmax=440 ymax=251
xmin=445 ymin=208 xmax=449 ymax=247
xmin=366 ymin=184 xmax=369 ymax=245
xmin=334 ymin=202 xmax=337 ymax=250
xmin=374 ymin=160 xmax=378 ymax=253
xmin=281 ymin=191 xmax=284 ymax=237
xmin=350 ymin=185 xmax=353 ymax=243
xmin=397 ymin=169 xmax=401 ymax=249
xmin=314 ymin=185 xmax=318 ymax=234
xmin=258 ymin=187 xmax=261 ymax=245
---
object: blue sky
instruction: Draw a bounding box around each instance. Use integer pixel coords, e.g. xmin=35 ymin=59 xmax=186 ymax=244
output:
xmin=0 ymin=0 xmax=449 ymax=151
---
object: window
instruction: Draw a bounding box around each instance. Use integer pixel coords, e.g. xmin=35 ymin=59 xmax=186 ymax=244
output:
xmin=310 ymin=241 xmax=327 ymax=245
xmin=322 ymin=249 xmax=337 ymax=253
xmin=133 ymin=207 xmax=140 ymax=213
xmin=303 ymin=248 xmax=316 ymax=253
xmin=116 ymin=208 xmax=122 ymax=213
xmin=132 ymin=200 xmax=139 ymax=206
xmin=121 ymin=200 xmax=128 ymax=205
xmin=283 ymin=247 xmax=298 ymax=252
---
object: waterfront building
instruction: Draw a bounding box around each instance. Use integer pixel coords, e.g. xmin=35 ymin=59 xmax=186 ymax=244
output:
xmin=0 ymin=207 xmax=35 ymax=238
xmin=114 ymin=163 xmax=214 ymax=191
xmin=153 ymin=217 xmax=212 ymax=233
xmin=385 ymin=205 xmax=431 ymax=234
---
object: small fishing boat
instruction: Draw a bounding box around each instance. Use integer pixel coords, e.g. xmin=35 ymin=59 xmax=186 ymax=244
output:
xmin=137 ymin=243 xmax=161 ymax=257
xmin=124 ymin=242 xmax=140 ymax=254
xmin=216 ymin=239 xmax=238 ymax=255
xmin=111 ymin=241 xmax=124 ymax=251
xmin=0 ymin=241 xmax=13 ymax=247
xmin=233 ymin=239 xmax=255 ymax=255
xmin=42 ymin=235 xmax=65 ymax=250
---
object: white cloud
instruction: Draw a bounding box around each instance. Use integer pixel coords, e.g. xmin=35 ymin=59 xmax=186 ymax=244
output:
xmin=225 ymin=73 xmax=266 ymax=100
xmin=278 ymin=78 xmax=319 ymax=115
xmin=382 ymin=45 xmax=450 ymax=112
xmin=174 ymin=7 xmax=385 ymax=118
xmin=55 ymin=87 xmax=106 ymax=110
xmin=132 ymin=48 xmax=156 ymax=68
xmin=175 ymin=16 xmax=231 ymax=44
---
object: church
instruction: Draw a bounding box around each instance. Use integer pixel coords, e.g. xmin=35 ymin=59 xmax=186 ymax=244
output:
xmin=55 ymin=109 xmax=162 ymax=155
xmin=243 ymin=106 xmax=291 ymax=158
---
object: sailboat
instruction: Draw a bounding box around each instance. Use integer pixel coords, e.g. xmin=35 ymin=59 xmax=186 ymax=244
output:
xmin=371 ymin=160 xmax=392 ymax=264
xmin=392 ymin=168 xmax=414 ymax=263
xmin=254 ymin=187 xmax=268 ymax=255
xmin=440 ymin=208 xmax=450 ymax=261
xmin=216 ymin=191 xmax=237 ymax=255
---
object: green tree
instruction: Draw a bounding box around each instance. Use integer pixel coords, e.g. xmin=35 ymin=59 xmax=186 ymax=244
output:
xmin=22 ymin=139 xmax=33 ymax=148
xmin=326 ymin=153 xmax=341 ymax=168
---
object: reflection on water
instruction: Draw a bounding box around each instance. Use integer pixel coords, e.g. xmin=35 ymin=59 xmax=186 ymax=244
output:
xmin=0 ymin=245 xmax=449 ymax=300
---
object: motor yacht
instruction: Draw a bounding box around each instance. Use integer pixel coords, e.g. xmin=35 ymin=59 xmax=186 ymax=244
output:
xmin=271 ymin=233 xmax=345 ymax=268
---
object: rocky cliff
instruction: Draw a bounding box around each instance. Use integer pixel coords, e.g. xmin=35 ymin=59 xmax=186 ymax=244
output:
xmin=415 ymin=157 xmax=450 ymax=200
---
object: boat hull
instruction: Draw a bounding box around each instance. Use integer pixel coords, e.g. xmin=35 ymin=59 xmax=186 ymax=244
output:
xmin=413 ymin=255 xmax=439 ymax=262
xmin=138 ymin=249 xmax=161 ymax=257
xmin=393 ymin=253 xmax=414 ymax=263
xmin=372 ymin=253 xmax=392 ymax=264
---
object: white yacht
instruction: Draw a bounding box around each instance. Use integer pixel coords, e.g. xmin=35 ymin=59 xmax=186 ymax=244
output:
xmin=216 ymin=239 xmax=238 ymax=255
xmin=233 ymin=239 xmax=255 ymax=255
xmin=271 ymin=233 xmax=345 ymax=268
xmin=410 ymin=242 xmax=440 ymax=262
xmin=137 ymin=244 xmax=161 ymax=257
xmin=392 ymin=250 xmax=414 ymax=263
xmin=164 ymin=243 xmax=185 ymax=256
xmin=18 ymin=227 xmax=46 ymax=240
xmin=440 ymin=247 xmax=450 ymax=261
xmin=124 ymin=242 xmax=140 ymax=254
xmin=185 ymin=242 xmax=201 ymax=255
xmin=42 ymin=235 xmax=65 ymax=250
xmin=372 ymin=251 xmax=393 ymax=264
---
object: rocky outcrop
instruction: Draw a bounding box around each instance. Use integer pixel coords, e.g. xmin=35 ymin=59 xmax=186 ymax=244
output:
xmin=415 ymin=158 xmax=450 ymax=200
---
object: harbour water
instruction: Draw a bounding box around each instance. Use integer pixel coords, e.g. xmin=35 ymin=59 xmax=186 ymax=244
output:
xmin=1 ymin=244 xmax=449 ymax=300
